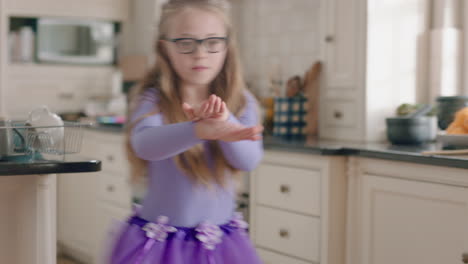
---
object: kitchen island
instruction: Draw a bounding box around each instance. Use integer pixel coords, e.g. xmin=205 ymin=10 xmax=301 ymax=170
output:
xmin=0 ymin=156 xmax=101 ymax=264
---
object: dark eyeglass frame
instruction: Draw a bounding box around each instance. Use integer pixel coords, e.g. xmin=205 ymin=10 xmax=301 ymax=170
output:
xmin=165 ymin=37 xmax=229 ymax=54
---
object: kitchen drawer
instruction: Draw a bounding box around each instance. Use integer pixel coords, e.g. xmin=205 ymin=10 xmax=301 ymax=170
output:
xmin=98 ymin=172 xmax=132 ymax=209
xmin=97 ymin=143 xmax=128 ymax=174
xmin=256 ymin=248 xmax=311 ymax=264
xmin=256 ymin=164 xmax=320 ymax=216
xmin=255 ymin=206 xmax=320 ymax=262
xmin=84 ymin=132 xmax=128 ymax=174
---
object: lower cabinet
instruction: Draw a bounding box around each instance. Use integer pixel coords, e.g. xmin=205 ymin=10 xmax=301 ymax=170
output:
xmin=347 ymin=157 xmax=468 ymax=264
xmin=250 ymin=150 xmax=347 ymax=264
xmin=257 ymin=248 xmax=313 ymax=264
xmin=94 ymin=202 xmax=132 ymax=263
xmin=57 ymin=130 xmax=132 ymax=264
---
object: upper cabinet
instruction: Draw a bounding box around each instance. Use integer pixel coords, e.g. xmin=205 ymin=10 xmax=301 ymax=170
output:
xmin=4 ymin=0 xmax=129 ymax=21
xmin=320 ymin=0 xmax=430 ymax=142
xmin=323 ymin=0 xmax=361 ymax=89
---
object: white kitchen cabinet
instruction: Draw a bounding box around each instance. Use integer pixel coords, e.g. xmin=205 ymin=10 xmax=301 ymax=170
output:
xmin=5 ymin=64 xmax=114 ymax=119
xmin=256 ymin=248 xmax=312 ymax=264
xmin=58 ymin=130 xmax=132 ymax=264
xmin=250 ymin=150 xmax=347 ymax=264
xmin=94 ymin=201 xmax=131 ymax=264
xmin=121 ymin=0 xmax=165 ymax=59
xmin=322 ymin=0 xmax=360 ymax=90
xmin=347 ymin=157 xmax=468 ymax=264
xmin=0 ymin=0 xmax=129 ymax=119
xmin=319 ymin=0 xmax=430 ymax=141
xmin=4 ymin=0 xmax=129 ymax=21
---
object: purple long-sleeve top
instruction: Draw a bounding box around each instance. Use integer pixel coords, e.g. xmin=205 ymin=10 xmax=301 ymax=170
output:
xmin=130 ymin=89 xmax=263 ymax=227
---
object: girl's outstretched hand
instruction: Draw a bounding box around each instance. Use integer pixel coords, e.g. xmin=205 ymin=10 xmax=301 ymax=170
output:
xmin=182 ymin=94 xmax=229 ymax=122
xmin=194 ymin=118 xmax=263 ymax=142
xmin=183 ymin=95 xmax=263 ymax=142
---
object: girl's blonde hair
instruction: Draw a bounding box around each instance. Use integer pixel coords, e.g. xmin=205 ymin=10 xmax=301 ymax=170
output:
xmin=125 ymin=0 xmax=247 ymax=187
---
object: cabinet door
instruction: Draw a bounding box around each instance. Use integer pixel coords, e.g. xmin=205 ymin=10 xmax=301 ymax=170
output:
xmin=323 ymin=0 xmax=362 ymax=89
xmin=5 ymin=0 xmax=128 ymax=20
xmin=358 ymin=174 xmax=468 ymax=264
xmin=94 ymin=202 xmax=131 ymax=264
xmin=6 ymin=65 xmax=113 ymax=118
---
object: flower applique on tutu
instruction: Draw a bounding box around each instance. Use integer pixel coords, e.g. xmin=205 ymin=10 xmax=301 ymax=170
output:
xmin=106 ymin=208 xmax=262 ymax=264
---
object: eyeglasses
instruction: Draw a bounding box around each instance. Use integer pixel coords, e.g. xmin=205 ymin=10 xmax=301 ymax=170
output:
xmin=165 ymin=37 xmax=228 ymax=54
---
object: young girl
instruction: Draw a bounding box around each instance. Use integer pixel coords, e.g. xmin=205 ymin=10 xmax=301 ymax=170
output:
xmin=107 ymin=0 xmax=264 ymax=263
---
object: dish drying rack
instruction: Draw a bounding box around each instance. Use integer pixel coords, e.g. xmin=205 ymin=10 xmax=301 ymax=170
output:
xmin=1 ymin=121 xmax=91 ymax=160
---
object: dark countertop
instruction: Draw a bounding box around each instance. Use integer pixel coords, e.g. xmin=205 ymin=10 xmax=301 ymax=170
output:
xmin=264 ymin=136 xmax=468 ymax=170
xmin=85 ymin=126 xmax=468 ymax=170
xmin=86 ymin=124 xmax=124 ymax=134
xmin=0 ymin=154 xmax=101 ymax=176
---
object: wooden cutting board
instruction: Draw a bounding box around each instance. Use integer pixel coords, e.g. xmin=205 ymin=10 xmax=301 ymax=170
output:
xmin=303 ymin=62 xmax=322 ymax=137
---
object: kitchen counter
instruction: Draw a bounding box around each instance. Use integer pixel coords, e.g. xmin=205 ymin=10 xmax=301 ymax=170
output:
xmin=87 ymin=123 xmax=124 ymax=133
xmin=264 ymin=136 xmax=468 ymax=170
xmin=87 ymin=125 xmax=468 ymax=169
xmin=0 ymin=155 xmax=101 ymax=264
xmin=0 ymin=155 xmax=101 ymax=176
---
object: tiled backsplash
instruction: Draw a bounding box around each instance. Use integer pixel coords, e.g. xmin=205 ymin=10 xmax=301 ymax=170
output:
xmin=232 ymin=0 xmax=322 ymax=98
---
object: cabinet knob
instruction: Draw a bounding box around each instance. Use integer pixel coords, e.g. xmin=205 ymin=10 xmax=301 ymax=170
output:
xmin=107 ymin=155 xmax=114 ymax=162
xmin=279 ymin=228 xmax=289 ymax=238
xmin=334 ymin=110 xmax=343 ymax=119
xmin=280 ymin=184 xmax=290 ymax=194
xmin=107 ymin=185 xmax=115 ymax=192
xmin=325 ymin=35 xmax=334 ymax=42
xmin=462 ymin=253 xmax=468 ymax=263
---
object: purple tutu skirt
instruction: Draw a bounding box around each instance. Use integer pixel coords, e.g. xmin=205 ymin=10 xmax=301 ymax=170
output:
xmin=105 ymin=211 xmax=263 ymax=264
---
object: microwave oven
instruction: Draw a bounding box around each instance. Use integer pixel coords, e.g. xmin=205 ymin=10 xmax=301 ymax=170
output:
xmin=36 ymin=18 xmax=116 ymax=65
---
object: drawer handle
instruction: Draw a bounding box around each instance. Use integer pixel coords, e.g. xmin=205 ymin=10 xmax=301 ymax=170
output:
xmin=107 ymin=185 xmax=115 ymax=192
xmin=107 ymin=155 xmax=114 ymax=162
xmin=280 ymin=184 xmax=290 ymax=194
xmin=462 ymin=253 xmax=468 ymax=263
xmin=279 ymin=229 xmax=289 ymax=238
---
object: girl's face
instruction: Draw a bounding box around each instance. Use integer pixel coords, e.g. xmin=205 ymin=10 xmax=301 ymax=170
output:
xmin=164 ymin=8 xmax=228 ymax=88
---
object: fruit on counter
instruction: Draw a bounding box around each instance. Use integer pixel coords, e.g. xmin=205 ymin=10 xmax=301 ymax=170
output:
xmin=446 ymin=107 xmax=468 ymax=134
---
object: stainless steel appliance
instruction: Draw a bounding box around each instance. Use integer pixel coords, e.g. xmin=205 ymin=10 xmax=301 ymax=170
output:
xmin=36 ymin=18 xmax=116 ymax=65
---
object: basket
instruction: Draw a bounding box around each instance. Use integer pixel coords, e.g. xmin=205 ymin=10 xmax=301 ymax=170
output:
xmin=0 ymin=121 xmax=90 ymax=159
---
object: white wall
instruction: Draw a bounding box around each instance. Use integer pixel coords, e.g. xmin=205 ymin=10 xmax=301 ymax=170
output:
xmin=232 ymin=0 xmax=322 ymax=98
